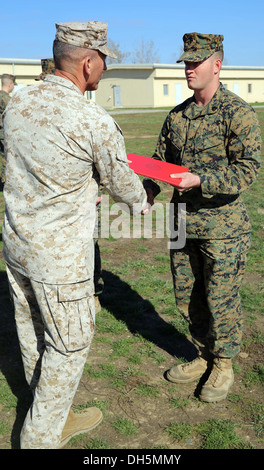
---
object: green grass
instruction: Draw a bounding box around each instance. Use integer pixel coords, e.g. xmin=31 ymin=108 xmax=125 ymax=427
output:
xmin=169 ymin=397 xmax=190 ymax=409
xmin=135 ymin=384 xmax=159 ymax=398
xmin=73 ymin=400 xmax=109 ymax=414
xmin=164 ymin=422 xmax=193 ymax=441
xmin=112 ymin=417 xmax=138 ymax=436
xmin=83 ymin=436 xmax=110 ymax=449
xmin=164 ymin=418 xmax=254 ymax=449
xmin=0 ymin=372 xmax=18 ymax=410
xmin=243 ymin=364 xmax=264 ymax=387
xmin=83 ymin=363 xmax=119 ymax=379
xmin=197 ymin=419 xmax=252 ymax=449
xmin=0 ymin=420 xmax=10 ymax=436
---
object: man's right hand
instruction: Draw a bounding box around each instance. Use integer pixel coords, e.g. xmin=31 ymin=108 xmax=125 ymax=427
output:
xmin=141 ymin=188 xmax=154 ymax=215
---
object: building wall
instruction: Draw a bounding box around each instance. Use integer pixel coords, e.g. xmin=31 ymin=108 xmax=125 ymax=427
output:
xmin=98 ymin=64 xmax=264 ymax=108
xmin=1 ymin=59 xmax=264 ymax=107
xmin=219 ymin=67 xmax=264 ymax=103
xmin=0 ymin=59 xmax=41 ymax=89
xmin=150 ymin=65 xmax=264 ymax=108
xmin=95 ymin=66 xmax=155 ymax=108
xmin=152 ymin=65 xmax=191 ymax=107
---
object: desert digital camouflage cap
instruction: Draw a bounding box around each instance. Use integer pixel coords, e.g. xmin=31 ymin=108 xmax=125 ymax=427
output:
xmin=55 ymin=21 xmax=117 ymax=59
xmin=35 ymin=59 xmax=55 ymax=80
xmin=177 ymin=32 xmax=224 ymax=63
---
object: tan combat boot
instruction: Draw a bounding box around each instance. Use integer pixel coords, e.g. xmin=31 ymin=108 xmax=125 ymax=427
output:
xmin=166 ymin=355 xmax=209 ymax=383
xmin=199 ymin=357 xmax=234 ymax=403
xmin=59 ymin=407 xmax=103 ymax=448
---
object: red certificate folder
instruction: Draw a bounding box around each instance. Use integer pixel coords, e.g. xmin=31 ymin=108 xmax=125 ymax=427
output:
xmin=127 ymin=153 xmax=188 ymax=186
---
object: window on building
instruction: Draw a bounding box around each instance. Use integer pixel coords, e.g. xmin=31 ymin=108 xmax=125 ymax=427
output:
xmin=163 ymin=84 xmax=168 ymax=96
xmin=248 ymin=84 xmax=252 ymax=93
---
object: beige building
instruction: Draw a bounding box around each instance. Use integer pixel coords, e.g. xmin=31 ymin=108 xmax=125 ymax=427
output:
xmin=97 ymin=63 xmax=264 ymax=108
xmin=0 ymin=58 xmax=41 ymax=91
xmin=1 ymin=58 xmax=264 ymax=108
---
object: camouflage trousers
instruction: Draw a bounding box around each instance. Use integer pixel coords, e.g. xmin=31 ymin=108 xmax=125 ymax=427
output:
xmin=6 ymin=264 xmax=95 ymax=449
xmin=170 ymin=233 xmax=251 ymax=358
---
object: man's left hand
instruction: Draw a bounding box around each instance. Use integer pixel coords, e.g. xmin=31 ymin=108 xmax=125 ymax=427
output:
xmin=170 ymin=171 xmax=201 ymax=192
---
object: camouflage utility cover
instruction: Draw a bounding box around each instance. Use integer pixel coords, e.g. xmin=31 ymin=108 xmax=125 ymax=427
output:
xmin=3 ymin=75 xmax=147 ymax=284
xmin=55 ymin=21 xmax=117 ymax=58
xmin=144 ymin=83 xmax=261 ymax=239
xmin=177 ymin=32 xmax=224 ymax=63
xmin=35 ymin=58 xmax=55 ymax=80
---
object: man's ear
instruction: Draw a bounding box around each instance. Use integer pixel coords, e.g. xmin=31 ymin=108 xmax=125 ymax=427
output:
xmin=84 ymin=56 xmax=91 ymax=79
xmin=214 ymin=59 xmax=222 ymax=74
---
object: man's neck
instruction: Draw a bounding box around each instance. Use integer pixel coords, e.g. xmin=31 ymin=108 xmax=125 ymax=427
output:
xmin=55 ymin=70 xmax=85 ymax=94
xmin=194 ymin=80 xmax=220 ymax=107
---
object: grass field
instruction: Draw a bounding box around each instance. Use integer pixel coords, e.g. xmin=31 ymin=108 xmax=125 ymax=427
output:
xmin=0 ymin=108 xmax=263 ymax=450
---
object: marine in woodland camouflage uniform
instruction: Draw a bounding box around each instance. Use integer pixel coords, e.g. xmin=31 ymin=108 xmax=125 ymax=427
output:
xmin=3 ymin=21 xmax=147 ymax=448
xmin=0 ymin=74 xmax=16 ymax=183
xmin=144 ymin=33 xmax=261 ymax=401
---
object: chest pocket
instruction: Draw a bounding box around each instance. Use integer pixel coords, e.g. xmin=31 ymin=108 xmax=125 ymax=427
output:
xmin=195 ymin=132 xmax=224 ymax=153
xmin=169 ymin=128 xmax=186 ymax=164
xmin=194 ymin=115 xmax=225 ymax=154
xmin=194 ymin=131 xmax=227 ymax=169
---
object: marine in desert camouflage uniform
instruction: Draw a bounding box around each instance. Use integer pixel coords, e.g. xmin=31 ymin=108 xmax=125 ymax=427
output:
xmin=0 ymin=74 xmax=16 ymax=183
xmin=144 ymin=33 xmax=261 ymax=402
xmin=3 ymin=21 xmax=147 ymax=448
xmin=35 ymin=58 xmax=104 ymax=312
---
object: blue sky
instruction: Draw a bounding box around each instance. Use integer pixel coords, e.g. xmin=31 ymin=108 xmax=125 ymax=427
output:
xmin=1 ymin=0 xmax=264 ymax=66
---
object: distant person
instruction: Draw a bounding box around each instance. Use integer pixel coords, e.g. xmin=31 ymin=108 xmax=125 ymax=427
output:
xmin=3 ymin=21 xmax=148 ymax=449
xmin=144 ymin=33 xmax=261 ymax=403
xmin=0 ymin=73 xmax=17 ymax=184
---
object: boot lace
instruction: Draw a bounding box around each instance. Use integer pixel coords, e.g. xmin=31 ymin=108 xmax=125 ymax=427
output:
xmin=182 ymin=357 xmax=204 ymax=371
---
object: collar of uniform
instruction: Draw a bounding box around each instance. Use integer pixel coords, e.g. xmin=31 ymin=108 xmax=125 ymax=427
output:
xmin=43 ymin=74 xmax=83 ymax=96
xmin=183 ymin=83 xmax=222 ymax=120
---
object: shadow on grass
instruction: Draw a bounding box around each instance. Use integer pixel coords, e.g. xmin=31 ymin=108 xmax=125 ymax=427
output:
xmin=100 ymin=269 xmax=196 ymax=361
xmin=0 ymin=270 xmax=32 ymax=449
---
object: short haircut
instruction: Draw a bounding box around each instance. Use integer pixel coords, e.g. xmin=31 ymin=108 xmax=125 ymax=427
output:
xmin=1 ymin=74 xmax=16 ymax=87
xmin=214 ymin=50 xmax=224 ymax=61
xmin=53 ymin=39 xmax=96 ymax=70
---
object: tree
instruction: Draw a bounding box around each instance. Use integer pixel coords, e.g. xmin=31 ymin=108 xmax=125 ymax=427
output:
xmin=132 ymin=39 xmax=159 ymax=64
xmin=107 ymin=39 xmax=131 ymax=64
